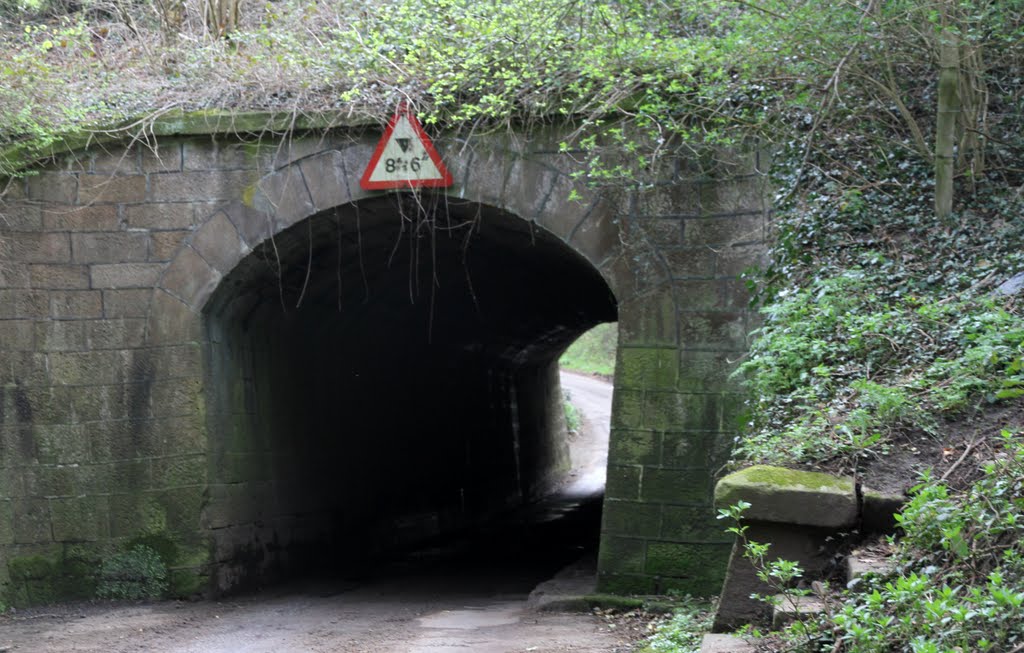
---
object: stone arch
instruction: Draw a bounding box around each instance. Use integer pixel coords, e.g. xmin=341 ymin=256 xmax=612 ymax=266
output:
xmin=142 ymin=140 xmax=626 ymax=590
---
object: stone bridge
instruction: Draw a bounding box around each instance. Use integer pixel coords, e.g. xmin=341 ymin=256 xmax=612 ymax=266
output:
xmin=0 ymin=113 xmax=769 ymax=604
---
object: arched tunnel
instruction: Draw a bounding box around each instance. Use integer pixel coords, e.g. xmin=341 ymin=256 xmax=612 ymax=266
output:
xmin=201 ymin=192 xmax=618 ymax=588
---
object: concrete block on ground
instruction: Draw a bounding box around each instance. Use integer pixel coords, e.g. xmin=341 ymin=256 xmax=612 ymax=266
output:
xmin=700 ymin=634 xmax=756 ymax=653
xmin=771 ymin=593 xmax=825 ymax=629
xmin=846 ymin=549 xmax=894 ymax=585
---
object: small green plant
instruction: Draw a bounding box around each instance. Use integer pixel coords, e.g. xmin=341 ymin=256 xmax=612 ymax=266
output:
xmin=638 ymin=595 xmax=714 ymax=653
xmin=563 ymin=391 xmax=581 ymax=434
xmin=96 ymin=544 xmax=169 ymax=601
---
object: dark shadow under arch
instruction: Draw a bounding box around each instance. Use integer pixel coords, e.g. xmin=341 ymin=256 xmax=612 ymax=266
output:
xmin=201 ymin=192 xmax=617 ymax=589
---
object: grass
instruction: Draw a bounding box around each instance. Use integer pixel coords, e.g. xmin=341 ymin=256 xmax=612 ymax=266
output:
xmin=560 ymin=322 xmax=617 ymax=377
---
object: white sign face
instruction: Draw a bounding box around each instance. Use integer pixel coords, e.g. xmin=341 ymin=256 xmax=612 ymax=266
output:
xmin=360 ymin=111 xmax=453 ymax=189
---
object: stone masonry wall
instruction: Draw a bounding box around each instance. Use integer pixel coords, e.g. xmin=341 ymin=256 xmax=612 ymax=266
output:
xmin=0 ymin=117 xmax=768 ymax=603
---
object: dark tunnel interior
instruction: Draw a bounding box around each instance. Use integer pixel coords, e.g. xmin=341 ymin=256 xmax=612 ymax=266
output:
xmin=201 ymin=193 xmax=617 ymax=588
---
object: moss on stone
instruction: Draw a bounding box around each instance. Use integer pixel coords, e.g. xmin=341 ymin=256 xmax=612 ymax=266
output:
xmin=8 ymin=555 xmax=54 ymax=581
xmin=729 ymin=465 xmax=852 ymax=492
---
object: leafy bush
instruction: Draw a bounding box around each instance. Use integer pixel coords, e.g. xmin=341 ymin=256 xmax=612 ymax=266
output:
xmin=805 ymin=433 xmax=1024 ymax=652
xmin=735 ymin=267 xmax=1024 ymax=468
xmin=95 ymin=544 xmax=168 ymax=601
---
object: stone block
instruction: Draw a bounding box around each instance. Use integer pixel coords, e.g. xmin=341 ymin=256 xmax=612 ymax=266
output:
xmin=0 ymin=500 xmax=12 ymax=545
xmin=147 ymin=289 xmax=201 ymax=345
xmin=595 ymin=572 xmax=657 ymax=595
xmin=645 ymin=541 xmax=731 ymax=580
xmin=42 ymin=204 xmax=121 ymax=231
xmin=34 ymin=320 xmax=87 ymax=352
xmin=49 ymin=350 xmax=126 ymax=385
xmin=151 ymin=455 xmax=207 ymax=489
xmin=597 ymin=536 xmax=646 ymax=574
xmin=0 ymin=202 xmax=43 ymax=230
xmin=29 ymin=264 xmax=90 ymax=289
xmin=661 ymin=432 xmax=714 ymax=469
xmin=684 ymin=214 xmax=765 ymax=248
xmin=142 ymin=142 xmax=183 ymax=173
xmin=640 ymin=468 xmax=711 ymax=505
xmin=77 ymin=174 xmax=146 ymax=204
xmin=846 ymin=549 xmax=894 ymax=584
xmin=188 ymin=211 xmax=248 ymax=273
xmin=678 ymin=310 xmax=748 ymax=351
xmin=72 ymin=232 xmax=150 ymax=263
xmin=647 ymin=392 xmax=722 ymax=432
xmin=35 ymin=424 xmax=89 ymax=465
xmin=102 ymin=289 xmax=152 ymax=318
xmin=605 ymin=465 xmax=641 ymax=501
xmin=714 ymin=465 xmax=857 ymax=528
xmin=150 ymin=170 xmax=256 ymax=202
xmin=633 ymin=183 xmax=700 ymax=218
xmin=772 ymin=594 xmax=825 ymax=629
xmin=161 ymin=246 xmax=220 ymax=308
xmin=12 ymin=498 xmax=51 ymax=544
xmin=0 ymin=320 xmax=35 ymax=350
xmin=0 ymin=352 xmax=48 ymax=385
xmin=699 ymin=177 xmax=766 ymax=217
xmin=616 ymin=347 xmax=679 ymax=391
xmin=633 ymin=217 xmax=683 ymax=248
xmin=700 ymin=634 xmax=756 ymax=653
xmin=611 ymin=389 xmax=644 ymax=429
xmin=27 ymin=172 xmax=77 ymax=204
xmin=91 ymin=147 xmax=141 ymax=174
xmin=50 ymin=495 xmax=108 ymax=542
xmin=715 ymin=243 xmax=767 ymax=278
xmin=503 ymin=158 xmax=559 ymax=221
xmin=7 ymin=232 xmax=71 ymax=263
xmin=602 ymin=500 xmax=662 ymax=539
xmin=661 ymin=504 xmax=729 ymax=541
xmin=183 ymin=139 xmax=269 ymax=171
xmin=149 ymin=229 xmax=190 ymax=261
xmin=299 ymin=150 xmax=350 ymax=211
xmin=712 ymin=523 xmax=833 ymax=632
xmin=24 ymin=461 xmax=78 ymax=497
xmin=678 ymin=351 xmax=743 ymax=393
xmin=0 ymin=290 xmax=48 ymax=319
xmin=90 ymin=263 xmax=164 ymax=288
xmin=566 ymin=195 xmax=620 ymax=266
xmin=664 ymin=246 xmax=718 ymax=280
xmin=126 ymin=202 xmax=196 ymax=230
xmin=617 ymin=292 xmax=677 ymax=346
xmin=85 ymin=318 xmax=147 ymax=349
xmin=608 ymin=429 xmax=660 ymax=466
xmin=253 ymin=165 xmax=315 ymax=229
xmin=0 ymin=261 xmax=31 ymax=288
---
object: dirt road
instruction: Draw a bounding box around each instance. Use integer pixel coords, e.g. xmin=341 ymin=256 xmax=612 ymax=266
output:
xmin=0 ymin=374 xmax=623 ymax=653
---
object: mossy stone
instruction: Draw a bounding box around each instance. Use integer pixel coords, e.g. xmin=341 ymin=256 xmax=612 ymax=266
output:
xmin=714 ymin=464 xmax=857 ymax=528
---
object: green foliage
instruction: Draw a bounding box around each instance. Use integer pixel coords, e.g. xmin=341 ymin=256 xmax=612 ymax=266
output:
xmin=735 ymin=265 xmax=1024 ymax=467
xmin=96 ymin=544 xmax=169 ymax=601
xmin=638 ymin=595 xmax=714 ymax=653
xmin=560 ymin=322 xmax=617 ymax=377
xmin=563 ymin=391 xmax=581 ymax=435
xmin=792 ymin=433 xmax=1024 ymax=653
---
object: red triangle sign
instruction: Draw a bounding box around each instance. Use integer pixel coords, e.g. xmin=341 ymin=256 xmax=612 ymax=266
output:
xmin=360 ymin=106 xmax=453 ymax=190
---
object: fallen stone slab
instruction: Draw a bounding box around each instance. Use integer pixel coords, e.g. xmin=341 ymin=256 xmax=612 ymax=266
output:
xmin=714 ymin=465 xmax=858 ymax=529
xmin=700 ymin=633 xmax=757 ymax=653
xmin=772 ymin=593 xmax=825 ymax=629
xmin=846 ymin=550 xmax=895 ymax=586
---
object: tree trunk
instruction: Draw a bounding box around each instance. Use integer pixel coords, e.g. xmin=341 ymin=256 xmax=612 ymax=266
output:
xmin=205 ymin=0 xmax=241 ymax=38
xmin=935 ymin=8 xmax=960 ymax=222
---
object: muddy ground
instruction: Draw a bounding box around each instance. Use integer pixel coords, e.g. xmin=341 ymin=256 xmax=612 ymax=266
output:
xmin=0 ymin=372 xmax=645 ymax=653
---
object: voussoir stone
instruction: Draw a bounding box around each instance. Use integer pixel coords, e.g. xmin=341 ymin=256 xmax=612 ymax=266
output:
xmin=714 ymin=465 xmax=857 ymax=528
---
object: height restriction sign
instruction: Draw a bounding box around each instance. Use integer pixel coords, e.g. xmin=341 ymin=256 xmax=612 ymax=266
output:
xmin=359 ymin=105 xmax=453 ymax=190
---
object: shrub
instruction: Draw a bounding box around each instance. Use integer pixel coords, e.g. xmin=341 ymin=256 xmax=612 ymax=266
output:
xmin=96 ymin=544 xmax=169 ymax=601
